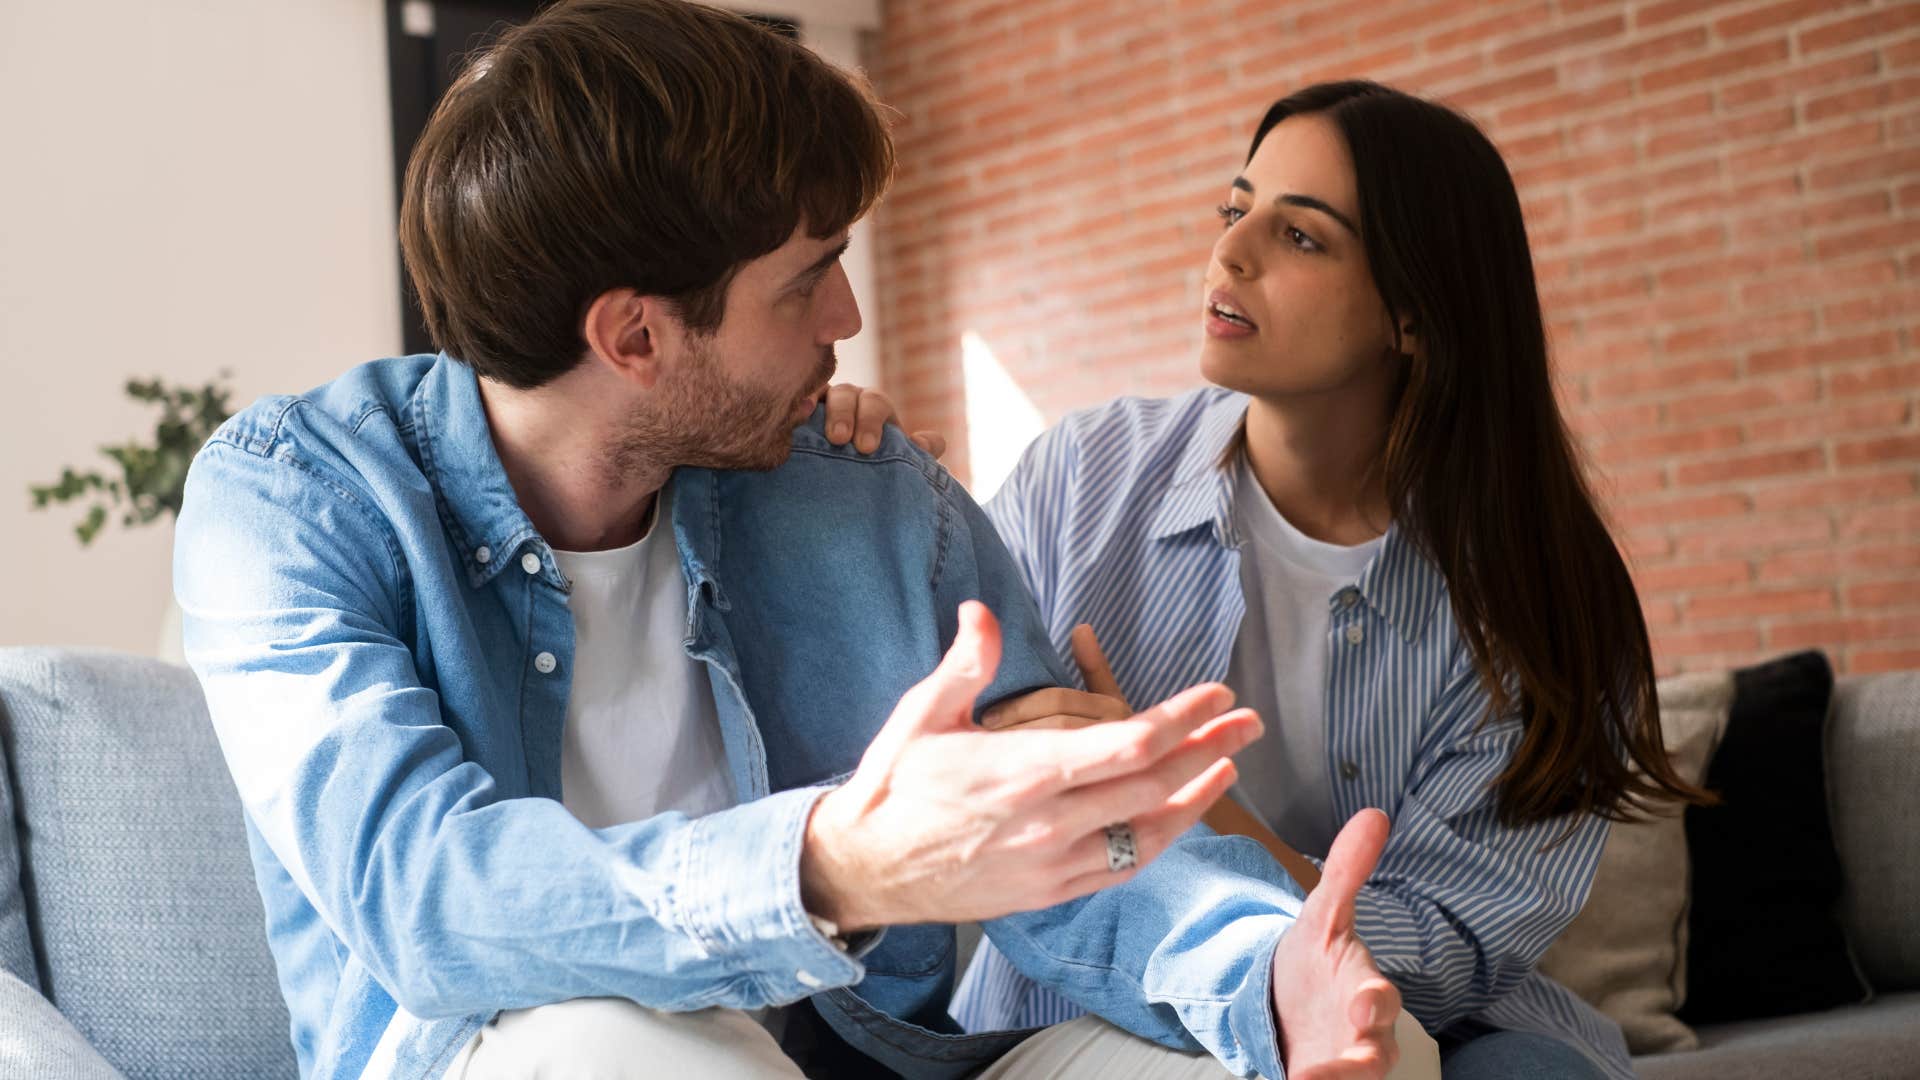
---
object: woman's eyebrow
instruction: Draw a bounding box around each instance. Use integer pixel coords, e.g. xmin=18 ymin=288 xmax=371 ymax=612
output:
xmin=1231 ymin=176 xmax=1359 ymax=237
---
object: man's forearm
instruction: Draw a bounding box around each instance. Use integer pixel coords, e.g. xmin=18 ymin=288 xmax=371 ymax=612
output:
xmin=1203 ymin=797 xmax=1323 ymax=891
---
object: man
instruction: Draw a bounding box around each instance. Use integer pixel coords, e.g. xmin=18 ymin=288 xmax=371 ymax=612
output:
xmin=174 ymin=2 xmax=1407 ymax=1077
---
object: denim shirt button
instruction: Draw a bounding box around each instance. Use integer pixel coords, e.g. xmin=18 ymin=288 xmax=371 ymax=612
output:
xmin=521 ymin=552 xmax=541 ymax=575
xmin=795 ymin=969 xmax=824 ymax=989
xmin=475 ymin=545 xmax=492 ymax=564
xmin=534 ymin=651 xmax=557 ymax=675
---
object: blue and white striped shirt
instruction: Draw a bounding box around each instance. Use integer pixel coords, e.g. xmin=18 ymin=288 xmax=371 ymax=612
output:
xmin=952 ymin=387 xmax=1633 ymax=1080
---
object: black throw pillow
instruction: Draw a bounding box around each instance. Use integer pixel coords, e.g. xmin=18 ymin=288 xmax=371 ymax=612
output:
xmin=1679 ymin=650 xmax=1871 ymax=1025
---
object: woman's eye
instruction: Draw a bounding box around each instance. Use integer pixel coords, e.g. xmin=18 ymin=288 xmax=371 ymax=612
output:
xmin=1214 ymin=203 xmax=1245 ymax=228
xmin=1285 ymin=226 xmax=1320 ymax=252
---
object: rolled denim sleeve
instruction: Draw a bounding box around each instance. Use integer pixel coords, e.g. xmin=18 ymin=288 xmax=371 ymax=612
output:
xmin=175 ymin=440 xmax=863 ymax=1020
xmin=1348 ymin=650 xmax=1610 ymax=1030
xmin=982 ymin=832 xmax=1304 ymax=1079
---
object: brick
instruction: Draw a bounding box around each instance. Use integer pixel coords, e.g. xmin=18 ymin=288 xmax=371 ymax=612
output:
xmin=1716 ymin=0 xmax=1874 ymax=41
xmin=1849 ymin=648 xmax=1920 ymax=675
xmin=1799 ymin=6 xmax=1920 ymax=55
xmin=1426 ymin=4 xmax=1555 ymax=55
xmin=1666 ymin=376 xmax=1822 ymax=422
xmin=1726 ymin=120 xmax=1882 ymax=177
xmin=1808 ymin=146 xmax=1920 ymax=191
xmin=1688 ymin=586 xmax=1835 ymax=622
xmin=1816 ymin=218 xmax=1920 ymax=260
xmin=1490 ymin=15 xmax=1626 ymax=67
xmin=1768 ymin=613 xmax=1920 ymax=650
xmin=1831 ymin=361 xmax=1920 ymax=398
xmin=1839 ymin=500 xmax=1920 ymax=539
xmin=1641 ymin=38 xmax=1790 ymax=95
xmin=1739 ymin=258 xmax=1899 ymax=309
xmin=1612 ymin=488 xmax=1751 ymax=526
xmin=1449 ymin=65 xmax=1561 ymax=109
xmin=1647 ymin=106 xmax=1794 ymax=161
xmin=1498 ymin=78 xmax=1636 ymax=128
xmin=1634 ymin=0 xmax=1725 ymax=30
xmin=1805 ymin=75 xmax=1920 ymax=124
xmin=1835 ymin=433 xmax=1920 ymax=469
xmin=1654 ymin=627 xmax=1764 ymax=657
xmin=1661 ymin=309 xmax=1817 ymax=356
xmin=1673 ymin=515 xmax=1832 ymax=556
xmin=1848 ymin=580 xmax=1920 ymax=609
xmin=1591 ymin=357 xmax=1739 ymax=400
xmin=1825 ymin=290 xmax=1920 ymax=327
xmin=1750 ymin=330 xmax=1900 ymax=373
xmin=1611 ymin=424 xmax=1746 ymax=464
xmin=1720 ymin=49 xmax=1881 ymax=109
xmin=1673 ymin=444 xmax=1826 ymax=486
xmin=1758 ymin=466 xmax=1920 ymax=507
xmin=1635 ymin=559 xmax=1753 ymax=592
xmin=1749 ymin=400 xmax=1914 ymax=442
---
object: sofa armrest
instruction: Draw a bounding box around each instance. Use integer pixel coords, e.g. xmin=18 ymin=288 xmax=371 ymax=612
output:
xmin=0 ymin=968 xmax=125 ymax=1080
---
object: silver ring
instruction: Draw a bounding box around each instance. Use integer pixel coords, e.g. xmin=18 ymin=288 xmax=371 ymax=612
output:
xmin=1104 ymin=822 xmax=1137 ymax=873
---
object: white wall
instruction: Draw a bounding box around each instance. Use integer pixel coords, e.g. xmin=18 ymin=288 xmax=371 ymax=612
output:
xmin=0 ymin=1 xmax=401 ymax=651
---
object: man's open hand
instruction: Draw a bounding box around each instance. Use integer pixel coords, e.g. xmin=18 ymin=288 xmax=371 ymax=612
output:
xmin=800 ymin=602 xmax=1263 ymax=932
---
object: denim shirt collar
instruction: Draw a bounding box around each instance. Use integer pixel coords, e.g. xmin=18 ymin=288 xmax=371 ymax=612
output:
xmin=1147 ymin=389 xmax=1447 ymax=644
xmin=408 ymin=355 xmax=563 ymax=590
xmin=408 ymin=353 xmax=736 ymax=613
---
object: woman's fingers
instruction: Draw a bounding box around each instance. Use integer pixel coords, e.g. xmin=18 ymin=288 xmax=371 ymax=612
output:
xmin=1070 ymin=624 xmax=1129 ymax=704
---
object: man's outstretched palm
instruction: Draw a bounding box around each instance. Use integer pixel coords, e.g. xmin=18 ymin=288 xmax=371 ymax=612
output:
xmin=1271 ymin=808 xmax=1402 ymax=1079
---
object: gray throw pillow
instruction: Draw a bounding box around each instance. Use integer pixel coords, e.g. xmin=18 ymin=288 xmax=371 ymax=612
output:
xmin=1537 ymin=670 xmax=1733 ymax=1055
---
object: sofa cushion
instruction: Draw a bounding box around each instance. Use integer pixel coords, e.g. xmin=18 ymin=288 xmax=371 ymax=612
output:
xmin=1829 ymin=672 xmax=1920 ymax=992
xmin=1681 ymin=650 xmax=1870 ymax=1025
xmin=0 ymin=721 xmax=38 ymax=992
xmin=1635 ymin=991 xmax=1920 ymax=1080
xmin=1537 ymin=670 xmax=1733 ymax=1054
xmin=0 ymin=648 xmax=296 ymax=1080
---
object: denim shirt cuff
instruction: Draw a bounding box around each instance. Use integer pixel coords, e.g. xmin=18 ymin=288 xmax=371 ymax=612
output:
xmin=680 ymin=785 xmax=877 ymax=1001
xmin=1228 ymin=916 xmax=1290 ymax=1080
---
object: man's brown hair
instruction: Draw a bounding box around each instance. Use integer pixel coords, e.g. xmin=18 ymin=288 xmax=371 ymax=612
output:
xmin=399 ymin=0 xmax=894 ymax=388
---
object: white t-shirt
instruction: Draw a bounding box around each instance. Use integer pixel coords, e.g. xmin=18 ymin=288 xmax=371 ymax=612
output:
xmin=552 ymin=498 xmax=733 ymax=831
xmin=1223 ymin=457 xmax=1383 ymax=859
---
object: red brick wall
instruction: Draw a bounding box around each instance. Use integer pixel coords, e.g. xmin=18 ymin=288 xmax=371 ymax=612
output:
xmin=868 ymin=0 xmax=1920 ymax=675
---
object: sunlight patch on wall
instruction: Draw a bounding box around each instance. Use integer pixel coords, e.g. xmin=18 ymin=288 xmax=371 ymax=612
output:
xmin=962 ymin=331 xmax=1046 ymax=503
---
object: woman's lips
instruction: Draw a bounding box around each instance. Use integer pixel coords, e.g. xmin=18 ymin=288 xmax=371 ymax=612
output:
xmin=1205 ymin=288 xmax=1258 ymax=339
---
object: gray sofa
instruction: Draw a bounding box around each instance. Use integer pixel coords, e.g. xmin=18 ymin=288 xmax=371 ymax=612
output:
xmin=0 ymin=647 xmax=1914 ymax=1079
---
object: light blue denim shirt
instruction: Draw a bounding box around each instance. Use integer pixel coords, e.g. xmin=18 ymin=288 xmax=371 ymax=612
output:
xmin=175 ymin=355 xmax=1313 ymax=1080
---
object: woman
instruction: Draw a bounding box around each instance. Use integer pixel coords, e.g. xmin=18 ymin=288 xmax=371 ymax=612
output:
xmin=944 ymin=81 xmax=1708 ymax=1080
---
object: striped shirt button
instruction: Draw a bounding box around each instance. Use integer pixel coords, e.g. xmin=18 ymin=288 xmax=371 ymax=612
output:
xmin=1345 ymin=624 xmax=1365 ymax=645
xmin=1340 ymin=760 xmax=1361 ymax=781
xmin=1340 ymin=589 xmax=1359 ymax=607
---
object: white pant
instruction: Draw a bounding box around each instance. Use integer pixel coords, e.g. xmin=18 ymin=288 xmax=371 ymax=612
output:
xmin=444 ymin=997 xmax=1440 ymax=1080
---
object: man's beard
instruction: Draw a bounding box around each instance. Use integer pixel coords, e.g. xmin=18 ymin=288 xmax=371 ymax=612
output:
xmin=607 ymin=340 xmax=838 ymax=484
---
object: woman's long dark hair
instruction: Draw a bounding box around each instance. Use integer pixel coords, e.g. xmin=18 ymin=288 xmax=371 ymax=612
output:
xmin=1251 ymin=81 xmax=1711 ymax=827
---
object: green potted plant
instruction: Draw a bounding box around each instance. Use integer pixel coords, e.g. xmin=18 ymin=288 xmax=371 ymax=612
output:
xmin=29 ymin=373 xmax=235 ymax=657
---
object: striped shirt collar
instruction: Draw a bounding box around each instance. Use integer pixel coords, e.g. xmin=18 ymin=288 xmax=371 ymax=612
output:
xmin=1146 ymin=390 xmax=1449 ymax=644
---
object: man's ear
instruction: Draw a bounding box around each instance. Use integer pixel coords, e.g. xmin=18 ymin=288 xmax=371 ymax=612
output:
xmin=582 ymin=288 xmax=666 ymax=388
